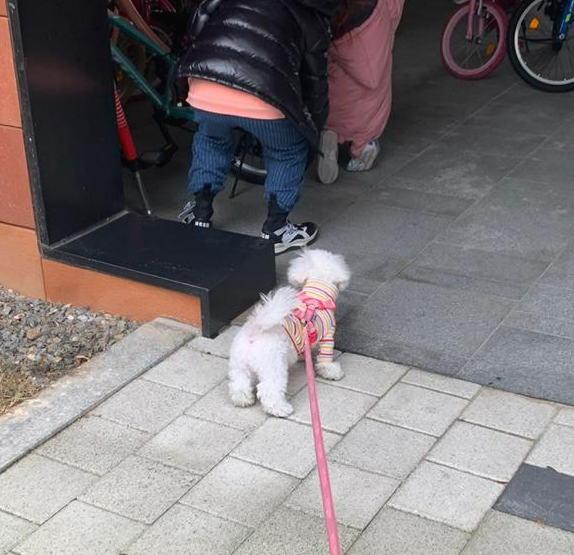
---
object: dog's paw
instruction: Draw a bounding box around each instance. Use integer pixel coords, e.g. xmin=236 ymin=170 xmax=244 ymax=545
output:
xmin=230 ymin=389 xmax=256 ymax=408
xmin=316 ymin=361 xmax=344 ymax=381
xmin=263 ymin=400 xmax=294 ymax=418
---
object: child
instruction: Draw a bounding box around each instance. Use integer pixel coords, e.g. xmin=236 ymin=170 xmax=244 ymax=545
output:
xmin=178 ymin=0 xmax=338 ymax=254
xmin=317 ymin=0 xmax=405 ymax=183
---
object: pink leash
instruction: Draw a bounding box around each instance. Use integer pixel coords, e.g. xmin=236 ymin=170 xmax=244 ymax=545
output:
xmin=303 ymin=331 xmax=342 ymax=555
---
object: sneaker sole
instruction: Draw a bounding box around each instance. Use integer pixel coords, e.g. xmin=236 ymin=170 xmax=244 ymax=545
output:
xmin=274 ymin=228 xmax=319 ymax=255
xmin=317 ymin=130 xmax=339 ymax=184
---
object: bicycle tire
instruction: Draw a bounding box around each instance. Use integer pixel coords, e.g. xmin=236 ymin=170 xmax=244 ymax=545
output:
xmin=507 ymin=0 xmax=574 ymax=92
xmin=441 ymin=1 xmax=508 ymax=79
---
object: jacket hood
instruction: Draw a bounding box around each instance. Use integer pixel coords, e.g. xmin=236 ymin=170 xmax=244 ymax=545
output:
xmin=293 ymin=0 xmax=340 ymax=16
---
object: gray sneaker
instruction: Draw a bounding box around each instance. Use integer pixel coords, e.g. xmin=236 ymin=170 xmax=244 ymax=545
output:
xmin=261 ymin=221 xmax=318 ymax=254
xmin=317 ymin=130 xmax=339 ymax=184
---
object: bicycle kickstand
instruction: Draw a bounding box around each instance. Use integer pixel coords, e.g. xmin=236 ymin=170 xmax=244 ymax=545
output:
xmin=229 ymin=134 xmax=249 ymax=199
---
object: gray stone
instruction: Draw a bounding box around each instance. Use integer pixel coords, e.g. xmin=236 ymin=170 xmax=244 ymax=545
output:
xmin=368 ymin=383 xmax=468 ymax=436
xmin=80 ymin=456 xmax=196 ymax=524
xmin=438 ymin=178 xmax=574 ymax=262
xmin=323 ymin=353 xmax=407 ymax=396
xmin=512 ymin=149 xmax=574 ymax=185
xmin=461 ymin=389 xmax=556 ymax=439
xmin=330 ymin=419 xmax=435 ymax=479
xmin=143 ymin=346 xmax=228 ymax=395
xmin=341 ymin=252 xmax=410 ymax=283
xmin=0 ymin=319 xmax=192 ymax=472
xmin=494 ymin=464 xmax=574 ymax=534
xmin=138 ymin=415 xmax=244 ymax=474
xmin=181 ymin=458 xmax=297 ymax=526
xmin=93 ymin=379 xmax=198 ymax=433
xmin=542 ymin=243 xmax=574 ymax=290
xmin=461 ymin=510 xmax=574 ymax=554
xmin=348 ymin=507 xmax=470 ymax=555
xmin=0 ymin=454 xmax=96 ymax=524
xmin=232 ymin=419 xmax=340 ymax=479
xmin=0 ymin=511 xmax=36 ymax=555
xmin=36 ymin=415 xmax=149 ymax=475
xmin=289 ymin=382 xmax=377 ymax=434
xmin=286 ymin=462 xmax=399 ymax=529
xmin=125 ymin=504 xmax=250 ymax=555
xmin=503 ymin=310 xmax=574 ymax=340
xmin=427 ymin=421 xmax=532 ymax=481
xmin=460 ymin=327 xmax=574 ymax=406
xmin=389 ymin=461 xmax=504 ymax=532
xmin=14 ymin=501 xmax=145 ymax=555
xmin=401 ymin=368 xmax=480 ymax=399
xmin=185 ymin=382 xmax=269 ymax=432
xmin=527 ymin=424 xmax=574 ymax=477
xmin=555 ymin=408 xmax=574 ymax=428
xmin=233 ymin=507 xmax=359 ymax=555
xmin=189 ymin=326 xmax=239 ymax=358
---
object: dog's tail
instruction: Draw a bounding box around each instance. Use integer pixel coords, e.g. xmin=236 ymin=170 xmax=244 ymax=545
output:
xmin=247 ymin=286 xmax=298 ymax=332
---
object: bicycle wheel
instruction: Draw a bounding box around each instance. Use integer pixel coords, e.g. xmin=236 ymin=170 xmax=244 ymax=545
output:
xmin=507 ymin=0 xmax=574 ymax=91
xmin=441 ymin=1 xmax=508 ymax=79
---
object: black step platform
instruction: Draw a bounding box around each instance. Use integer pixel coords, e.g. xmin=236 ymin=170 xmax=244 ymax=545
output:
xmin=44 ymin=213 xmax=276 ymax=337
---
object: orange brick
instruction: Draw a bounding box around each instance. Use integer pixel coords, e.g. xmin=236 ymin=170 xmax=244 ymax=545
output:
xmin=0 ymin=17 xmax=21 ymax=127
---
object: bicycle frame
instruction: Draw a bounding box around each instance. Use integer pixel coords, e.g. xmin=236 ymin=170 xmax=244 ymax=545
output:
xmin=558 ymin=0 xmax=574 ymax=38
xmin=467 ymin=0 xmax=487 ymax=40
xmin=108 ymin=11 xmax=193 ymax=121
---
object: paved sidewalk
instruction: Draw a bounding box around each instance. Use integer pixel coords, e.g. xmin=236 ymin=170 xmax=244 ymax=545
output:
xmin=2 ymin=325 xmax=574 ymax=555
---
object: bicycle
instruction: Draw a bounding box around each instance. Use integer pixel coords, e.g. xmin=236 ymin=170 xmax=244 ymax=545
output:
xmin=507 ymin=0 xmax=574 ymax=91
xmin=441 ymin=0 xmax=517 ymax=79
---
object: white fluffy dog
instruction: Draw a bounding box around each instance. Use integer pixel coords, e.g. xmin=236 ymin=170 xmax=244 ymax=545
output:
xmin=228 ymin=249 xmax=351 ymax=417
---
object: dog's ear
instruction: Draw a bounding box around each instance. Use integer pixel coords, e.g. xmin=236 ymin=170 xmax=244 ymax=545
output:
xmin=287 ymin=251 xmax=310 ymax=287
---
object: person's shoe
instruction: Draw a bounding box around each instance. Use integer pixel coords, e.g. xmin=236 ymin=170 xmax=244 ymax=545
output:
xmin=261 ymin=221 xmax=318 ymax=254
xmin=178 ymin=185 xmax=215 ymax=228
xmin=346 ymin=140 xmax=380 ymax=172
xmin=317 ymin=130 xmax=339 ymax=184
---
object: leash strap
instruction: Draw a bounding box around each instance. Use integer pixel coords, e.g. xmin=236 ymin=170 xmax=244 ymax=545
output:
xmin=303 ymin=330 xmax=342 ymax=555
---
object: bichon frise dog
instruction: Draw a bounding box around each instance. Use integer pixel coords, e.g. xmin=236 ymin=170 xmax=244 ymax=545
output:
xmin=228 ymin=249 xmax=351 ymax=417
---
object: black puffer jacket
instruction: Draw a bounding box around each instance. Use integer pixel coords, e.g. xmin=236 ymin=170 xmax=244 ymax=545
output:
xmin=178 ymin=0 xmax=339 ymax=144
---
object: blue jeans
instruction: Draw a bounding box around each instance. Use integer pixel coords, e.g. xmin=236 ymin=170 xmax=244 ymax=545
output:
xmin=188 ymin=110 xmax=309 ymax=212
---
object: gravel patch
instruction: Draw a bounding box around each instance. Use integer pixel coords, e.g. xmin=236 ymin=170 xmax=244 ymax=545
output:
xmin=0 ymin=286 xmax=138 ymax=416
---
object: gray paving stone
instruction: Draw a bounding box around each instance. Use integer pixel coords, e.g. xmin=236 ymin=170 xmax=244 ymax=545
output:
xmin=125 ymin=504 xmax=250 ymax=555
xmin=181 ymin=458 xmax=297 ymax=527
xmin=342 ymin=252 xmax=410 ymax=283
xmin=286 ymin=462 xmax=399 ymax=529
xmin=324 ymin=353 xmax=407 ymax=396
xmin=143 ymin=347 xmax=228 ymax=395
xmin=460 ymin=327 xmax=574 ymax=406
xmin=527 ymin=424 xmax=574 ymax=477
xmin=232 ymin=419 xmax=340 ymax=479
xmin=542 ymin=243 xmax=574 ymax=290
xmin=512 ymin=149 xmax=574 ymax=185
xmin=348 ymin=507 xmax=470 ymax=555
xmin=233 ymin=507 xmax=359 ymax=555
xmin=287 ymin=362 xmax=313 ymax=396
xmin=438 ymin=178 xmax=574 ymax=262
xmin=461 ymin=510 xmax=574 ymax=555
xmin=185 ymin=381 xmax=269 ymax=432
xmin=461 ymin=389 xmax=556 ymax=439
xmin=389 ymin=461 xmax=504 ymax=532
xmin=375 ymin=186 xmax=475 ymax=217
xmin=414 ymin=243 xmax=546 ymax=295
xmin=341 ymin=277 xmax=514 ymax=359
xmin=555 ymin=408 xmax=574 ymax=428
xmin=494 ymin=464 xmax=574 ymax=534
xmin=401 ymin=368 xmax=481 ymax=399
xmin=0 ymin=454 xmax=96 ymax=524
xmin=93 ymin=379 xmax=198 ymax=433
xmin=330 ymin=419 xmax=435 ymax=479
xmin=14 ymin=501 xmax=145 ymax=555
xmin=0 ymin=319 xmax=192 ymax=473
xmin=36 ymin=415 xmax=149 ymax=475
xmin=0 ymin=511 xmax=36 ymax=555
xmin=289 ymin=383 xmax=377 ymax=434
xmin=368 ymin=383 xmax=468 ymax=436
xmin=189 ymin=326 xmax=239 ymax=358
xmin=395 ymin=144 xmax=518 ymax=200
xmin=80 ymin=456 xmax=197 ymax=524
xmin=427 ymin=421 xmax=532 ymax=482
xmin=504 ymin=310 xmax=574 ymax=340
xmin=139 ymin=415 xmax=244 ymax=474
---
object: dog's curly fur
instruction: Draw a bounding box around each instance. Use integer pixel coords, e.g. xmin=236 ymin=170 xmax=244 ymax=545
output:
xmin=228 ymin=249 xmax=351 ymax=417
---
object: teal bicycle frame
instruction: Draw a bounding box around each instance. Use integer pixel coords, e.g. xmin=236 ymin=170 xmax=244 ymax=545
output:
xmin=108 ymin=11 xmax=193 ymax=121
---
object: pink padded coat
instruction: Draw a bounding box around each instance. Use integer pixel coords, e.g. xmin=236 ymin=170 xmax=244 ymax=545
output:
xmin=326 ymin=0 xmax=404 ymax=157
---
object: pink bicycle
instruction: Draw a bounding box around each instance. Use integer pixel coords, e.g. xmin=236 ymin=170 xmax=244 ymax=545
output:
xmin=441 ymin=0 xmax=516 ymax=79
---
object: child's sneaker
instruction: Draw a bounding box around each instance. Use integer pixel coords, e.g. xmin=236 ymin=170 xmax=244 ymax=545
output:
xmin=317 ymin=130 xmax=339 ymax=184
xmin=346 ymin=140 xmax=380 ymax=172
xmin=178 ymin=185 xmax=215 ymax=228
xmin=178 ymin=201 xmax=212 ymax=228
xmin=261 ymin=221 xmax=318 ymax=254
